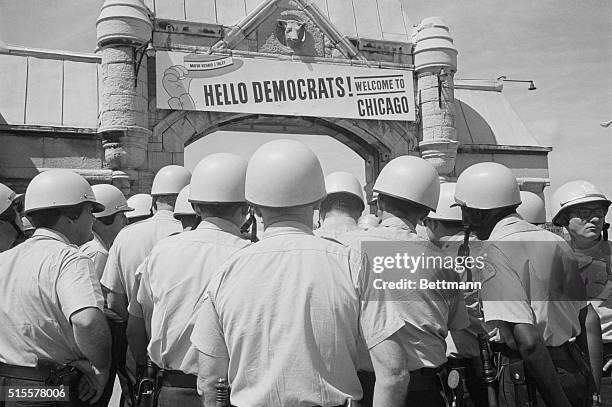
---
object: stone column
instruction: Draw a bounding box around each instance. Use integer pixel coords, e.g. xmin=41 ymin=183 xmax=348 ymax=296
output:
xmin=96 ymin=0 xmax=153 ymax=195
xmin=413 ymin=17 xmax=459 ymax=181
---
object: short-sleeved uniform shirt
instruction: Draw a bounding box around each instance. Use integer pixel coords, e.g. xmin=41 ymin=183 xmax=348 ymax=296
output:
xmin=0 ymin=228 xmax=104 ymax=367
xmin=573 ymin=240 xmax=612 ymax=342
xmin=128 ymin=218 xmax=249 ymax=375
xmin=101 ymin=210 xmax=181 ymax=312
xmin=191 ymin=221 xmax=370 ymax=407
xmin=314 ymin=216 xmax=360 ymax=242
xmin=481 ymin=215 xmax=586 ymax=347
xmin=340 ymin=216 xmax=469 ymax=370
xmin=80 ymin=232 xmax=109 ymax=280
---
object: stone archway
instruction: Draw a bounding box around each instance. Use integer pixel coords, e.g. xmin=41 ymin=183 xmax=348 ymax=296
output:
xmin=149 ymin=109 xmax=419 ymax=200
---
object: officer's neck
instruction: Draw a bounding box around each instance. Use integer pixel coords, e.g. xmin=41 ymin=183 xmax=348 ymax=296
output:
xmin=153 ymin=203 xmax=174 ymax=213
xmin=92 ymin=222 xmax=115 ymax=249
xmin=261 ymin=206 xmax=314 ymax=230
xmin=321 ymin=209 xmax=358 ymax=223
xmin=570 ymin=233 xmax=601 ymax=251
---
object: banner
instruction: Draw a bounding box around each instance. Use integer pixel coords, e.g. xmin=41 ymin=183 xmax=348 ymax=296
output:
xmin=156 ymin=51 xmax=415 ymax=122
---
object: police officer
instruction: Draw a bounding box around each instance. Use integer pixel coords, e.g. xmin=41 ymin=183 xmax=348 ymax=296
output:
xmin=101 ymin=165 xmax=190 ymax=406
xmin=79 ymin=184 xmax=133 ymax=407
xmin=314 ymin=171 xmax=364 ymax=240
xmin=81 ymin=184 xmax=133 ymax=279
xmin=126 ymin=193 xmax=153 ymax=224
xmin=0 ymin=182 xmax=22 ymax=252
xmin=126 ymin=153 xmax=250 ymax=406
xmin=0 ymin=170 xmax=111 ymax=405
xmin=454 ymin=162 xmax=589 ymax=407
xmin=551 ymin=180 xmax=611 ymax=406
xmin=341 ymin=156 xmax=469 ymax=407
xmin=516 ymin=191 xmax=546 ymax=226
xmin=172 ymin=185 xmax=200 ymax=231
xmin=421 ymin=182 xmax=488 ymax=406
xmin=191 ymin=140 xmax=405 ymax=407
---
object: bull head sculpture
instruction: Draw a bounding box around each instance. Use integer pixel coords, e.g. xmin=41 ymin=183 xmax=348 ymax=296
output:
xmin=277 ymin=19 xmax=306 ymax=49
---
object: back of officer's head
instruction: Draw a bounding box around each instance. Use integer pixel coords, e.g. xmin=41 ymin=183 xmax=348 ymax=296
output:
xmin=90 ymin=184 xmax=132 ymax=243
xmin=24 ymin=170 xmax=104 ymax=245
xmin=320 ymin=171 xmax=365 ymax=222
xmin=189 ymin=153 xmax=249 ymax=228
xmin=454 ymin=162 xmax=521 ymax=240
xmin=320 ymin=193 xmax=363 ymax=221
xmin=150 ymin=165 xmax=192 ymax=212
xmin=245 ymin=139 xmax=325 ymax=228
xmin=372 ymin=156 xmax=440 ymax=224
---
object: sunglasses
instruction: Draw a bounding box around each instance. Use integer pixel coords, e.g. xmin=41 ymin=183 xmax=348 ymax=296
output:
xmin=569 ymin=207 xmax=607 ymax=220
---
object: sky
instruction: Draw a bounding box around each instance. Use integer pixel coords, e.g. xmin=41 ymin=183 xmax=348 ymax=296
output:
xmin=0 ymin=0 xmax=610 ymax=219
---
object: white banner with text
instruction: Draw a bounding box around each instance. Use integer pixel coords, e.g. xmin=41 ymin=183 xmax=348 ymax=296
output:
xmin=156 ymin=51 xmax=415 ymax=121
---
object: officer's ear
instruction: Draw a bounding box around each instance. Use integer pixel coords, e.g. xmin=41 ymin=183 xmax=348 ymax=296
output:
xmin=557 ymin=212 xmax=570 ymax=227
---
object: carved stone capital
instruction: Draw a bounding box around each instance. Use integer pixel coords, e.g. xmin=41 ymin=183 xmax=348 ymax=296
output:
xmin=100 ymin=126 xmax=151 ymax=170
xmin=419 ymin=139 xmax=459 ymax=179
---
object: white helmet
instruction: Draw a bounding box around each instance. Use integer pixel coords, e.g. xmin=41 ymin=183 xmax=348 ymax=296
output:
xmin=373 ymin=156 xmax=440 ymax=211
xmin=150 ymin=165 xmax=191 ymax=196
xmin=517 ymin=191 xmax=546 ymax=224
xmin=174 ymin=185 xmax=196 ymax=217
xmin=551 ymin=180 xmax=610 ymax=226
xmin=126 ymin=194 xmax=153 ymax=219
xmin=428 ymin=182 xmax=462 ymax=222
xmin=454 ymin=162 xmax=521 ymax=210
xmin=24 ymin=170 xmax=105 ymax=214
xmin=245 ymin=139 xmax=326 ymax=207
xmin=324 ymin=171 xmax=365 ymax=210
xmin=189 ymin=153 xmax=247 ymax=203
xmin=0 ymin=183 xmax=16 ymax=214
xmin=92 ymin=184 xmax=133 ymax=218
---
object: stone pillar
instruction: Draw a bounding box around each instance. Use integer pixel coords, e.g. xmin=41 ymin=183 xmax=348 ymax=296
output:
xmin=96 ymin=0 xmax=153 ymax=195
xmin=413 ymin=17 xmax=459 ymax=181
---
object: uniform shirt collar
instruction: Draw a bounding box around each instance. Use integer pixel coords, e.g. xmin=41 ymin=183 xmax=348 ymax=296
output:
xmin=320 ymin=216 xmax=358 ymax=229
xmin=573 ymin=239 xmax=608 ymax=258
xmin=380 ymin=215 xmax=417 ymax=232
xmin=262 ymin=221 xmax=313 ymax=239
xmin=32 ymin=227 xmax=73 ymax=246
xmin=152 ymin=209 xmax=176 ymax=221
xmin=197 ymin=217 xmax=242 ymax=237
xmin=92 ymin=231 xmax=109 ymax=251
xmin=488 ymin=213 xmax=537 ymax=240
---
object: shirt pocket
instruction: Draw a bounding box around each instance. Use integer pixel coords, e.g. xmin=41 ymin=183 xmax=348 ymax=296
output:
xmin=583 ymin=262 xmax=608 ymax=299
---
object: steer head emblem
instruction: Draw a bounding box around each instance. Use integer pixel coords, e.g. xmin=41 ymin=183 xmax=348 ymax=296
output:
xmin=277 ymin=18 xmax=306 ymax=49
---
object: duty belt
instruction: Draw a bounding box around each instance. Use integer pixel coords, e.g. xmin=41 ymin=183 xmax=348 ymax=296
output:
xmin=161 ymin=369 xmax=197 ymax=389
xmin=0 ymin=360 xmax=80 ymax=386
xmin=0 ymin=362 xmax=48 ymax=382
xmin=407 ymin=366 xmax=445 ymax=392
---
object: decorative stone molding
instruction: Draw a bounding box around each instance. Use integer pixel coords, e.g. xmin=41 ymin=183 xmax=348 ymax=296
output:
xmin=100 ymin=126 xmax=150 ymax=170
xmin=419 ymin=139 xmax=459 ymax=180
xmin=413 ymin=17 xmax=457 ymax=74
xmin=96 ymin=0 xmax=152 ymax=48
